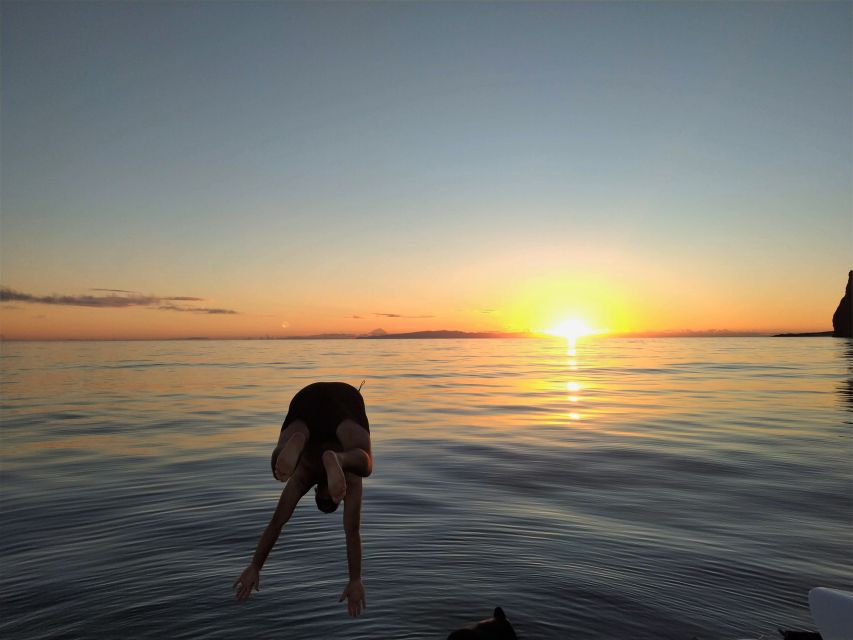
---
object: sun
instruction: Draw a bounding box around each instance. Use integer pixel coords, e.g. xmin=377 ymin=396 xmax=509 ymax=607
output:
xmin=544 ymin=317 xmax=595 ymax=340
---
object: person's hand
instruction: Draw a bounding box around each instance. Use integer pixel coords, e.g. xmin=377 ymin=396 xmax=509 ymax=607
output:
xmin=339 ymin=579 xmax=366 ymax=617
xmin=233 ymin=564 xmax=260 ymax=602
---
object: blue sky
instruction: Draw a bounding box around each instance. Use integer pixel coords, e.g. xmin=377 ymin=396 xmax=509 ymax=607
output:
xmin=1 ymin=1 xmax=850 ymax=338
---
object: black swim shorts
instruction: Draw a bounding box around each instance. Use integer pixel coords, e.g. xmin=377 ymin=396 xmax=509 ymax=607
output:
xmin=281 ymin=381 xmax=370 ymax=442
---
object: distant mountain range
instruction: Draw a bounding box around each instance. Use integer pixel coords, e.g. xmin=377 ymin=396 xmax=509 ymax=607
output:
xmin=281 ymin=329 xmax=775 ymax=340
xmin=281 ymin=329 xmax=535 ymax=340
xmin=362 ymin=330 xmax=534 ymax=339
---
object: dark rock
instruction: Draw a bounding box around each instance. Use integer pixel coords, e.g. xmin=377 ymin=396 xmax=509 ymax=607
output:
xmin=832 ymin=270 xmax=853 ymax=337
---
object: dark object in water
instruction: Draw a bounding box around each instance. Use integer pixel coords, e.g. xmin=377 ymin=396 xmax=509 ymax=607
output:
xmin=778 ymin=630 xmax=822 ymax=640
xmin=447 ymin=607 xmax=518 ymax=639
xmin=832 ymin=270 xmax=852 ymax=337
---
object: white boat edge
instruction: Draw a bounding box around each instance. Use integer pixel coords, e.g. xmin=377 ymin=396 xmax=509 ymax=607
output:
xmin=729 ymin=587 xmax=853 ymax=640
xmin=809 ymin=587 xmax=853 ymax=640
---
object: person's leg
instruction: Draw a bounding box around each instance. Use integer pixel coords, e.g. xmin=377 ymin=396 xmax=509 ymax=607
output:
xmin=273 ymin=420 xmax=309 ymax=482
xmin=322 ymin=419 xmax=372 ymax=502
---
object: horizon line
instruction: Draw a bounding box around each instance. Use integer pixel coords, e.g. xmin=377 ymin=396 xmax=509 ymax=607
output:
xmin=0 ymin=329 xmax=837 ymax=342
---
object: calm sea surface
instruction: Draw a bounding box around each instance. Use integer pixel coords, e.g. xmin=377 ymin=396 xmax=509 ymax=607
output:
xmin=1 ymin=338 xmax=850 ymax=639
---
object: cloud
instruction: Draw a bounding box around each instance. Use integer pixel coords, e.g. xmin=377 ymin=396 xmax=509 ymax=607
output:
xmin=157 ymin=304 xmax=238 ymax=315
xmin=90 ymin=288 xmax=139 ymax=294
xmin=90 ymin=289 xmax=204 ymax=302
xmin=373 ymin=312 xmax=435 ymax=319
xmin=1 ymin=286 xmax=238 ymax=314
xmin=2 ymin=287 xmax=160 ymax=307
xmin=347 ymin=315 xmax=364 ymax=319
xmin=202 ymin=308 xmax=237 ymax=315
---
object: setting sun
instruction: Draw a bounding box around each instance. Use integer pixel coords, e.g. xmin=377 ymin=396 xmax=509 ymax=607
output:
xmin=545 ymin=318 xmax=596 ymax=340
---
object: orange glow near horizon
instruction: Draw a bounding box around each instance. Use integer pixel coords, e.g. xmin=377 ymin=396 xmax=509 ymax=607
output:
xmin=0 ymin=264 xmax=843 ymax=340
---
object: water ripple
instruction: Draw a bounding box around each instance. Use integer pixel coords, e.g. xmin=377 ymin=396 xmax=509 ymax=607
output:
xmin=0 ymin=338 xmax=850 ymax=639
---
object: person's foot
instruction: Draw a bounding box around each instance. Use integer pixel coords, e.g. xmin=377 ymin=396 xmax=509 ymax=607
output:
xmin=274 ymin=432 xmax=307 ymax=482
xmin=322 ymin=450 xmax=347 ymax=503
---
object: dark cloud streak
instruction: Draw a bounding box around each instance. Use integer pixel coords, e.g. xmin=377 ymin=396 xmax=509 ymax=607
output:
xmin=373 ymin=312 xmax=435 ymax=319
xmin=1 ymin=286 xmax=238 ymax=314
xmin=157 ymin=304 xmax=237 ymax=315
xmin=2 ymin=288 xmax=160 ymax=307
xmin=90 ymin=288 xmax=139 ymax=294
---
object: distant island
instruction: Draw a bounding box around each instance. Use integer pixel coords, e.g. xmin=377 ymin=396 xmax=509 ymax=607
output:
xmin=278 ymin=329 xmax=771 ymax=340
xmin=280 ymin=330 xmax=535 ymax=340
xmin=774 ymin=331 xmax=834 ymax=338
xmin=359 ymin=330 xmax=533 ymax=339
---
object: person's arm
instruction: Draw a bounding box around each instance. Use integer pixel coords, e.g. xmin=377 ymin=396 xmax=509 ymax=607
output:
xmin=234 ymin=472 xmax=311 ymax=601
xmin=338 ymin=475 xmax=366 ymax=616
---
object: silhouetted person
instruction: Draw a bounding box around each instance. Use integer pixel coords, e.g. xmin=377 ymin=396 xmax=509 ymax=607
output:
xmin=233 ymin=382 xmax=372 ymax=616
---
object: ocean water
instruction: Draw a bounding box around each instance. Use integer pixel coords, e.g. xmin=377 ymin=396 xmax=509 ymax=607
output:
xmin=0 ymin=337 xmax=850 ymax=640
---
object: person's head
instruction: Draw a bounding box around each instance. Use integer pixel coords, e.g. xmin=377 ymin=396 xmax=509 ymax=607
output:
xmin=315 ymin=481 xmax=339 ymax=513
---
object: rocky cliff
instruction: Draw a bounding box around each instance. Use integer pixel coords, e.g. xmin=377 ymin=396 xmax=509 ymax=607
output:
xmin=832 ymin=270 xmax=852 ymax=337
